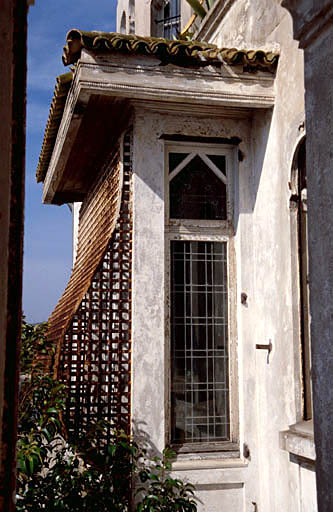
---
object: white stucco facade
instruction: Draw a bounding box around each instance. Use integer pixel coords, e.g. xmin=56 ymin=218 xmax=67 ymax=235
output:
xmin=114 ymin=1 xmax=317 ymax=511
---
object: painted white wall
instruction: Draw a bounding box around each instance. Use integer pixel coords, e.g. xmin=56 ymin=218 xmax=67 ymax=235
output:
xmin=115 ymin=0 xmax=316 ymax=510
xmin=198 ymin=1 xmax=316 ymax=510
xmin=131 ymin=109 xmax=258 ymax=511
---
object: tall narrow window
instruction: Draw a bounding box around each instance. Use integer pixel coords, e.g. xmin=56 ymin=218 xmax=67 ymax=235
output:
xmin=166 ymin=142 xmax=236 ymax=449
xmin=154 ymin=0 xmax=181 ymax=39
xmin=120 ymin=11 xmax=126 ymax=34
xmin=171 ymin=241 xmax=229 ymax=443
xmin=129 ymin=0 xmax=135 ymax=34
xmin=297 ymin=139 xmax=312 ymax=419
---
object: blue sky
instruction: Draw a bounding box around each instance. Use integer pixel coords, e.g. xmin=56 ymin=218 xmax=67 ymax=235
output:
xmin=24 ymin=1 xmax=118 ymax=323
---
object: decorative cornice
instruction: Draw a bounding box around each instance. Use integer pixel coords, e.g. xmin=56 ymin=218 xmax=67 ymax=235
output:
xmin=36 ymin=72 xmax=72 ymax=183
xmin=77 ymin=78 xmax=275 ymax=108
xmin=37 ymin=30 xmax=279 ymax=185
xmin=63 ymin=29 xmax=279 ymax=70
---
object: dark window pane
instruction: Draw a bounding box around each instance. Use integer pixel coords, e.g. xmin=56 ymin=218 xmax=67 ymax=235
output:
xmin=171 ymin=241 xmax=229 ymax=444
xmin=169 ymin=152 xmax=188 ymax=173
xmin=170 ymin=155 xmax=227 ymax=220
xmin=163 ymin=0 xmax=180 ymax=39
xmin=207 ymin=154 xmax=226 ymax=173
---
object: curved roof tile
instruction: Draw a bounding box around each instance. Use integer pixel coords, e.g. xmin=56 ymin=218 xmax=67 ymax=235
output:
xmin=36 ymin=31 xmax=279 ymax=183
xmin=36 ymin=72 xmax=72 ymax=183
xmin=63 ymin=29 xmax=279 ymax=70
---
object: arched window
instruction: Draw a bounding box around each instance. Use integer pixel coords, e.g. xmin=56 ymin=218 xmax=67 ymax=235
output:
xmin=152 ymin=0 xmax=181 ymax=39
xmin=120 ymin=11 xmax=127 ymax=34
xmin=291 ymin=136 xmax=312 ymax=420
xmin=129 ymin=0 xmax=135 ymax=34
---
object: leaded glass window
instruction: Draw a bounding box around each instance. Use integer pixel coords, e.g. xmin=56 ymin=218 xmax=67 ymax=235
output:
xmin=171 ymin=241 xmax=229 ymax=443
xmin=169 ymin=153 xmax=227 ymax=220
xmin=166 ymin=142 xmax=235 ymax=449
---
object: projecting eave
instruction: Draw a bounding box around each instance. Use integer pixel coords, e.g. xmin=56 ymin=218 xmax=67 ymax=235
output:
xmin=42 ymin=47 xmax=277 ymax=205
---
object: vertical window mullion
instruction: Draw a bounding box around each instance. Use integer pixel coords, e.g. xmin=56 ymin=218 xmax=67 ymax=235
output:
xmin=205 ymin=242 xmax=209 ymax=441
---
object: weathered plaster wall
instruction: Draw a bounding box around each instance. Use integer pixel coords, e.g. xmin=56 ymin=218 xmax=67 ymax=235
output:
xmin=130 ymin=100 xmax=307 ymax=511
xmin=132 ymin=109 xmax=252 ymax=511
xmin=196 ymin=1 xmax=317 ymax=511
xmin=114 ymin=1 xmax=318 ymax=510
xmin=130 ymin=93 xmax=309 ymax=509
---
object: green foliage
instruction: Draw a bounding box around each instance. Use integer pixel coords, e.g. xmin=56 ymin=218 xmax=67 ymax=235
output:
xmin=18 ymin=320 xmax=67 ymax=480
xmin=135 ymin=448 xmax=197 ymax=512
xmin=17 ymin=430 xmax=137 ymax=511
xmin=20 ymin=319 xmax=53 ymax=374
xmin=17 ymin=321 xmax=198 ymax=511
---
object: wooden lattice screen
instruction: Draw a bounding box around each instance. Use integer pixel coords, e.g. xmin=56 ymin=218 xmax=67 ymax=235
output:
xmin=58 ymin=131 xmax=133 ymax=443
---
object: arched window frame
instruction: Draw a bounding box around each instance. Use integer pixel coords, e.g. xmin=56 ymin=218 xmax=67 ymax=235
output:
xmin=120 ymin=10 xmax=127 ymax=34
xmin=290 ymin=135 xmax=312 ymax=421
xmin=128 ymin=0 xmax=135 ymax=34
xmin=152 ymin=0 xmax=181 ymax=39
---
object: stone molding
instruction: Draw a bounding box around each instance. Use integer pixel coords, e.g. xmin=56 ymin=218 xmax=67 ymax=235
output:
xmin=280 ymin=421 xmax=316 ymax=462
xmin=42 ymin=55 xmax=276 ymax=204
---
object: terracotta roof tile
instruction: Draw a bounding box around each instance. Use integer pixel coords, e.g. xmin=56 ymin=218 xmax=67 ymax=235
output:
xmin=63 ymin=29 xmax=279 ymax=70
xmin=36 ymin=31 xmax=279 ymax=184
xmin=36 ymin=72 xmax=72 ymax=183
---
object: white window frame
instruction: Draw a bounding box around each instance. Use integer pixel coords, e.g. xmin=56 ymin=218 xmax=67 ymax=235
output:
xmin=164 ymin=141 xmax=239 ymax=453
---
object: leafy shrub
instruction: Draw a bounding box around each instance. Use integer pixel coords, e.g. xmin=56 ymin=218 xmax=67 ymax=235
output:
xmin=16 ymin=320 xmax=198 ymax=511
xmin=136 ymin=447 xmax=197 ymax=511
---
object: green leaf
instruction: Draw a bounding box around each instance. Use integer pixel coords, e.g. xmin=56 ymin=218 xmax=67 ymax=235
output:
xmin=46 ymin=407 xmax=59 ymax=415
xmin=108 ymin=444 xmax=117 ymax=457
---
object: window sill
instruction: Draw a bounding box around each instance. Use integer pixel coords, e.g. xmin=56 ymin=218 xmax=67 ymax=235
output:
xmin=280 ymin=420 xmax=316 ymax=462
xmin=171 ymin=441 xmax=238 ymax=454
xmin=172 ymin=456 xmax=247 ymax=471
xmin=171 ymin=444 xmax=245 ymax=471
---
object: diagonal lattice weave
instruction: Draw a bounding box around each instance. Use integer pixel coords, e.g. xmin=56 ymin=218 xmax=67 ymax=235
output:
xmin=57 ymin=131 xmax=132 ymax=442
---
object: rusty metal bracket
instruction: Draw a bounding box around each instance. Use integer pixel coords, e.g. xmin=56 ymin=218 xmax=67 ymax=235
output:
xmin=256 ymin=340 xmax=272 ymax=363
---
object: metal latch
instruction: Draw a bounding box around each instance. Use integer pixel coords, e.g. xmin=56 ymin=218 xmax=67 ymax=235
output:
xmin=256 ymin=340 xmax=272 ymax=363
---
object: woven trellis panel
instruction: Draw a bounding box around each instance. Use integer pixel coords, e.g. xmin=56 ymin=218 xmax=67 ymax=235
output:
xmin=57 ymin=131 xmax=133 ymax=442
xmin=45 ymin=147 xmax=122 ymax=374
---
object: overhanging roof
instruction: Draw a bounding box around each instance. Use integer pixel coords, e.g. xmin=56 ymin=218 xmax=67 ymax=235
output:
xmin=36 ymin=72 xmax=72 ymax=183
xmin=63 ymin=29 xmax=279 ymax=70
xmin=37 ymin=30 xmax=279 ymax=203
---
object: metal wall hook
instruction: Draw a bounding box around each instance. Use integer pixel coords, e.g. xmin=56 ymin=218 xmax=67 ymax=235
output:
xmin=256 ymin=340 xmax=272 ymax=363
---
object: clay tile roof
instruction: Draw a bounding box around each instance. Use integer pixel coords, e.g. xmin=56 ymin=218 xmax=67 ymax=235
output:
xmin=63 ymin=29 xmax=279 ymax=70
xmin=36 ymin=72 xmax=73 ymax=183
xmin=36 ymin=31 xmax=279 ymax=184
